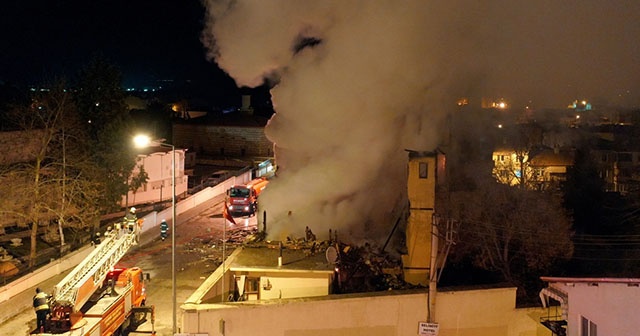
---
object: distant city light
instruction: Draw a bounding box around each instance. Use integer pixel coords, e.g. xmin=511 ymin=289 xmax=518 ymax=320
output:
xmin=568 ymin=99 xmax=592 ymax=111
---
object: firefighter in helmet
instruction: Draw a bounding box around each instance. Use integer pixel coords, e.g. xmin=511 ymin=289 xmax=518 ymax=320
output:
xmin=125 ymin=207 xmax=137 ymax=233
xmin=160 ymin=219 xmax=169 ymax=241
xmin=33 ymin=287 xmax=50 ymax=332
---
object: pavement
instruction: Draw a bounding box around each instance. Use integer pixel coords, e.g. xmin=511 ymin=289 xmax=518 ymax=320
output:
xmin=0 ymin=192 xmax=247 ymax=336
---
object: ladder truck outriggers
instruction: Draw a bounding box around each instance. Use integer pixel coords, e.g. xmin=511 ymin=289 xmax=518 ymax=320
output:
xmin=35 ymin=218 xmax=155 ymax=335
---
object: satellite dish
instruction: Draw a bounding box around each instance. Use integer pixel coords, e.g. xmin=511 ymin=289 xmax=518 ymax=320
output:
xmin=325 ymin=246 xmax=338 ymax=264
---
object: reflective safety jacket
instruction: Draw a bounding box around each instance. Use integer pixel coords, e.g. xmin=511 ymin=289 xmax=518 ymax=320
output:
xmin=33 ymin=292 xmax=49 ymax=311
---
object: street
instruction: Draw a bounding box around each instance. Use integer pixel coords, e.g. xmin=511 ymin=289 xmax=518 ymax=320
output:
xmin=0 ymin=196 xmax=257 ymax=336
xmin=125 ymin=199 xmax=258 ymax=335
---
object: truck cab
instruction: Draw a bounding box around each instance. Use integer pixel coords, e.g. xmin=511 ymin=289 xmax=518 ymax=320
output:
xmin=226 ymin=185 xmax=257 ymax=217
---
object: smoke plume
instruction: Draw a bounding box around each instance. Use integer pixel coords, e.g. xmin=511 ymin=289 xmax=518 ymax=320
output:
xmin=201 ymin=1 xmax=640 ymax=242
xmin=200 ymin=1 xmax=487 ymax=242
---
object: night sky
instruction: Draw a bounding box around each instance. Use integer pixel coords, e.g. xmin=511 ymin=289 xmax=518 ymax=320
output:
xmin=1 ymin=1 xmax=639 ymax=109
xmin=0 ymin=0 xmax=237 ymax=93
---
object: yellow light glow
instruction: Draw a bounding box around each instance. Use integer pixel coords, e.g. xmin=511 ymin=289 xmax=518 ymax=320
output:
xmin=133 ymin=134 xmax=152 ymax=148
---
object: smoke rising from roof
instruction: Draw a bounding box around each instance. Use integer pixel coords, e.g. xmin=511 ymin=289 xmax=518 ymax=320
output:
xmin=201 ymin=1 xmax=470 ymax=243
xmin=201 ymin=1 xmax=640 ymax=242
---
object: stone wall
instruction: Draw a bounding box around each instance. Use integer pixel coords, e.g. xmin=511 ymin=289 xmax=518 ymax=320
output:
xmin=173 ymin=124 xmax=273 ymax=159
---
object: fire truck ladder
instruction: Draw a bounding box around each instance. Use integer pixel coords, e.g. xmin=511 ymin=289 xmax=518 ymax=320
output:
xmin=53 ymin=230 xmax=137 ymax=311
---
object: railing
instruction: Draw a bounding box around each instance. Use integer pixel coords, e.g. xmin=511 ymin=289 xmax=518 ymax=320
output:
xmin=540 ymin=314 xmax=567 ymax=336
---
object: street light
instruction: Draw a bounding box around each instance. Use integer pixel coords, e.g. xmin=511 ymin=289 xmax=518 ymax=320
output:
xmin=133 ymin=134 xmax=177 ymax=334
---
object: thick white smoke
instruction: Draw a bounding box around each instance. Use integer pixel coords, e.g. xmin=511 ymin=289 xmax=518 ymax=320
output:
xmin=201 ymin=1 xmax=640 ymax=242
xmin=201 ymin=1 xmax=486 ymax=243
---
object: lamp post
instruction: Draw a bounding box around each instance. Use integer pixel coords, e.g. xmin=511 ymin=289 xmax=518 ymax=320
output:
xmin=133 ymin=135 xmax=177 ymax=334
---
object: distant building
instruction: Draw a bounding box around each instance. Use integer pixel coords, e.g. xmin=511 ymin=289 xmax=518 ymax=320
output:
xmin=492 ymin=146 xmax=574 ymax=191
xmin=589 ymin=125 xmax=640 ymax=195
xmin=122 ymin=146 xmax=188 ymax=207
xmin=528 ymin=147 xmax=575 ymax=191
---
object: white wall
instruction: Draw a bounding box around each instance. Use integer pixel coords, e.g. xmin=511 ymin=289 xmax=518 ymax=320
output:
xmin=122 ymin=148 xmax=188 ymax=207
xmin=555 ymin=281 xmax=640 ymax=336
xmin=181 ymin=287 xmax=547 ymax=336
xmin=259 ymin=276 xmax=329 ymax=300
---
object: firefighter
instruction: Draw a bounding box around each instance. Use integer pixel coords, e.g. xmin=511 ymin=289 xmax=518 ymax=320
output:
xmin=33 ymin=287 xmax=50 ymax=332
xmin=92 ymin=232 xmax=101 ymax=246
xmin=125 ymin=207 xmax=137 ymax=233
xmin=160 ymin=219 xmax=169 ymax=241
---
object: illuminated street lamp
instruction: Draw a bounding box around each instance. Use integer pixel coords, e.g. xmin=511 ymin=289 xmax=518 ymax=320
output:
xmin=133 ymin=134 xmax=177 ymax=334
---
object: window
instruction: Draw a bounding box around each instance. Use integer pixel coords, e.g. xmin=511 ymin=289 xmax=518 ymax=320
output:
xmin=581 ymin=316 xmax=597 ymax=336
xmin=419 ymin=162 xmax=428 ymax=179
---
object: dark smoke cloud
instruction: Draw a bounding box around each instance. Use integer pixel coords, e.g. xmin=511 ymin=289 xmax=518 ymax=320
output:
xmin=201 ymin=1 xmax=640 ymax=242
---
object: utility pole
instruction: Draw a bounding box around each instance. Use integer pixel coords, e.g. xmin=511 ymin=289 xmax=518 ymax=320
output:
xmin=428 ymin=215 xmax=438 ymax=322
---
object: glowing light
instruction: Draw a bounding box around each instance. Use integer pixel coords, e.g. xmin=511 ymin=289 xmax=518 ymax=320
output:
xmin=133 ymin=134 xmax=152 ymax=148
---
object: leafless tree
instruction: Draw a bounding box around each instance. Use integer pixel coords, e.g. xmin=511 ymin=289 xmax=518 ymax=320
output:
xmin=445 ymin=179 xmax=573 ymax=295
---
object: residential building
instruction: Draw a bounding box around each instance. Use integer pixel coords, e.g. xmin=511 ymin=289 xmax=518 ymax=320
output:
xmin=590 ymin=129 xmax=640 ymax=194
xmin=492 ymin=146 xmax=574 ymax=191
xmin=540 ymin=276 xmax=640 ymax=336
xmin=122 ymin=146 xmax=188 ymax=207
xmin=528 ymin=147 xmax=575 ymax=191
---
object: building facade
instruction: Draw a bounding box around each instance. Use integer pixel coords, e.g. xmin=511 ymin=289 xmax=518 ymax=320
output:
xmin=122 ymin=147 xmax=188 ymax=207
xmin=540 ymin=276 xmax=640 ymax=336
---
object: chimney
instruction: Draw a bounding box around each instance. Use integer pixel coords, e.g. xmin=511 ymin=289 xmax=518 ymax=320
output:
xmin=240 ymin=95 xmax=253 ymax=115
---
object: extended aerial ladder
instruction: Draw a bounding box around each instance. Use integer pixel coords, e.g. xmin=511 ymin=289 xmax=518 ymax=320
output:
xmin=53 ymin=229 xmax=137 ymax=311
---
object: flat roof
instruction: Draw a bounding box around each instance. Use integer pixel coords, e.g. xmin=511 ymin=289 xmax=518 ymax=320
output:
xmin=229 ymin=244 xmax=334 ymax=273
xmin=542 ymin=276 xmax=640 ymax=284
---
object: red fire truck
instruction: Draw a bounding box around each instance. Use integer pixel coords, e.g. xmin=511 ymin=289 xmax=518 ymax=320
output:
xmin=225 ymin=177 xmax=269 ymax=217
xmin=33 ymin=223 xmax=155 ymax=335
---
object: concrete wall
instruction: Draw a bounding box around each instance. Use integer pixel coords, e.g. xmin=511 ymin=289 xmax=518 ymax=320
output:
xmin=181 ymin=286 xmax=547 ymax=336
xmin=0 ymin=245 xmax=93 ymax=324
xmin=258 ymin=275 xmax=329 ymax=300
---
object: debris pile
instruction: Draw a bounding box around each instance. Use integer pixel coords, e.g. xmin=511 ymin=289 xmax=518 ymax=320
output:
xmin=246 ymin=225 xmax=419 ymax=293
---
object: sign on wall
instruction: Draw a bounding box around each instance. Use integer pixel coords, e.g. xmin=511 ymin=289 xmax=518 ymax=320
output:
xmin=418 ymin=322 xmax=439 ymax=336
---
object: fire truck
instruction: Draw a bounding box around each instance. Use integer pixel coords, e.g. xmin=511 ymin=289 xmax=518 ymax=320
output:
xmin=34 ymin=221 xmax=155 ymax=335
xmin=225 ymin=177 xmax=269 ymax=217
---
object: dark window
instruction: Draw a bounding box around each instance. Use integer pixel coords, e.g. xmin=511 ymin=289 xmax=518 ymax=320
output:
xmin=581 ymin=316 xmax=597 ymax=336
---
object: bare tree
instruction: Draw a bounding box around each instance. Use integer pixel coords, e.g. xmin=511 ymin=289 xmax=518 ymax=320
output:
xmin=0 ymin=83 xmax=101 ymax=266
xmin=446 ymin=179 xmax=573 ymax=295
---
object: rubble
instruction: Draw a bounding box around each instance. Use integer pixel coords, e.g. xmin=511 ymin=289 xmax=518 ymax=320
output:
xmin=182 ymin=223 xmax=419 ymax=294
xmin=244 ymin=226 xmax=420 ymax=294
